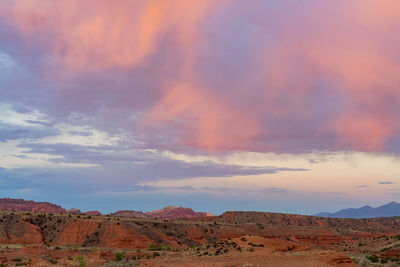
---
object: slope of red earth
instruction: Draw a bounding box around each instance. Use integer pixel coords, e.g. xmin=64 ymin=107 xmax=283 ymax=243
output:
xmin=1 ymin=210 xmax=400 ymax=266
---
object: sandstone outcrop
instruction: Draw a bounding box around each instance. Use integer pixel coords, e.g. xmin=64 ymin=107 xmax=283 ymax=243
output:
xmin=84 ymin=210 xmax=102 ymax=216
xmin=146 ymin=206 xmax=207 ymax=220
xmin=109 ymin=210 xmax=150 ymax=218
xmin=0 ymin=198 xmax=66 ymax=213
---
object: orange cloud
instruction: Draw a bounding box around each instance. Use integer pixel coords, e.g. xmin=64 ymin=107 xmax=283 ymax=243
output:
xmin=0 ymin=0 xmax=222 ymax=70
xmin=143 ymin=81 xmax=259 ymax=150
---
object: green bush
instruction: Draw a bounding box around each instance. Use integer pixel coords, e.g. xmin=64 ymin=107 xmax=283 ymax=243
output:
xmin=161 ymin=245 xmax=171 ymax=251
xmin=115 ymin=251 xmax=126 ymax=261
xmin=74 ymin=255 xmax=88 ymax=267
xmin=366 ymin=255 xmax=379 ymax=263
xmin=381 ymin=257 xmax=389 ymax=264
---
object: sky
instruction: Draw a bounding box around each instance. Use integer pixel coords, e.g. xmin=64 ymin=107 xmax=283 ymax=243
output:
xmin=0 ymin=0 xmax=400 ymax=215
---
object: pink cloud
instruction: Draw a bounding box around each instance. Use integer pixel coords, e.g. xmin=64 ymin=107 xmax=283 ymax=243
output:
xmin=1 ymin=0 xmax=400 ymax=152
xmin=0 ymin=0 xmax=224 ymax=70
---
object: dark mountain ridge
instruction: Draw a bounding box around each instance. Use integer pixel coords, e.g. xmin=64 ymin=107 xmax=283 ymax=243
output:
xmin=316 ymin=201 xmax=400 ymax=218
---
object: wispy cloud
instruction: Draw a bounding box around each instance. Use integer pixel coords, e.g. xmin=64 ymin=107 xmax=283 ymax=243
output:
xmin=379 ymin=181 xmax=395 ymax=185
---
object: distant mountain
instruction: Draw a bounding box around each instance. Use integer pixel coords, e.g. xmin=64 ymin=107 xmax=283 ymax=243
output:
xmin=316 ymin=201 xmax=400 ymax=218
xmin=146 ymin=206 xmax=208 ymax=220
xmin=0 ymin=198 xmax=67 ymax=213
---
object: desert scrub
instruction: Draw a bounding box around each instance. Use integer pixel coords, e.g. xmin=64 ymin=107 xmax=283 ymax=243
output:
xmin=101 ymin=261 xmax=137 ymax=266
xmin=40 ymin=256 xmax=57 ymax=264
xmin=366 ymin=254 xmax=379 ymax=263
xmin=149 ymin=244 xmax=171 ymax=251
xmin=115 ymin=251 xmax=126 ymax=261
xmin=380 ymin=257 xmax=389 ymax=263
xmin=75 ymin=255 xmax=88 ymax=267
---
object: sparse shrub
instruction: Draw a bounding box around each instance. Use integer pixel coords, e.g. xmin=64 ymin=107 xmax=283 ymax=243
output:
xmin=115 ymin=251 xmax=126 ymax=261
xmin=40 ymin=256 xmax=57 ymax=264
xmin=149 ymin=244 xmax=157 ymax=251
xmin=54 ymin=246 xmax=62 ymax=250
xmin=13 ymin=257 xmax=23 ymax=262
xmin=366 ymin=255 xmax=379 ymax=263
xmin=153 ymin=252 xmax=160 ymax=258
xmin=381 ymin=257 xmax=389 ymax=264
xmin=74 ymin=255 xmax=87 ymax=267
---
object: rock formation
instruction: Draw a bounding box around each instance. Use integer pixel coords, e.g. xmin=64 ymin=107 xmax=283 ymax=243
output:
xmin=146 ymin=206 xmax=207 ymax=220
xmin=0 ymin=198 xmax=66 ymax=213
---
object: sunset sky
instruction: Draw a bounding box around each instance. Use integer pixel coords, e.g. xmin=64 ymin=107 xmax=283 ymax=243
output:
xmin=1 ymin=0 xmax=400 ymax=214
